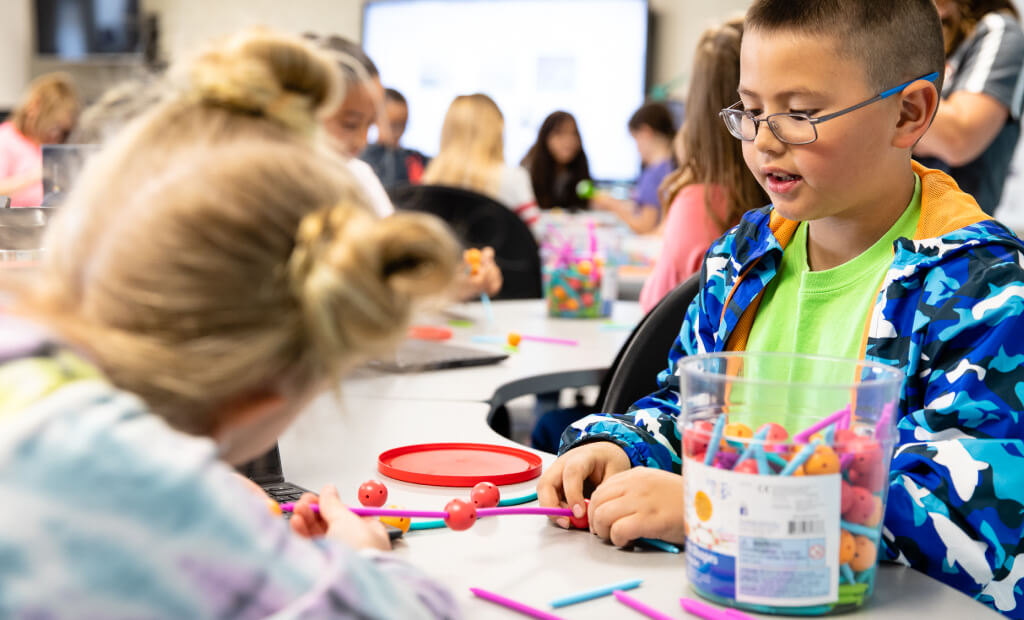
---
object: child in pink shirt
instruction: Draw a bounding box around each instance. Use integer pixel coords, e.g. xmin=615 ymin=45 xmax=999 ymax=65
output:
xmin=0 ymin=73 xmax=77 ymax=207
xmin=639 ymin=18 xmax=768 ymax=311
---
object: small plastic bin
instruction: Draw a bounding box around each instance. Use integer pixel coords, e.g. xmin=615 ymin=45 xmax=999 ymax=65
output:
xmin=678 ymin=352 xmax=904 ymax=615
xmin=541 ymin=221 xmax=618 ymax=318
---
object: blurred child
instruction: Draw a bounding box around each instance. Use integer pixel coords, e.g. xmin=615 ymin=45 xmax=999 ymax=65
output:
xmin=361 ymin=88 xmax=430 ymax=188
xmin=0 ymin=73 xmax=77 ymax=206
xmin=423 ymin=93 xmax=541 ymax=236
xmin=639 ymin=17 xmax=768 ymax=311
xmin=591 ymin=102 xmax=675 ymax=234
xmin=308 ymin=34 xmax=395 ymax=218
xmin=0 ymin=30 xmax=461 ymax=617
xmin=539 ymin=1 xmax=1024 ymax=613
xmin=521 ymin=110 xmax=592 ymax=210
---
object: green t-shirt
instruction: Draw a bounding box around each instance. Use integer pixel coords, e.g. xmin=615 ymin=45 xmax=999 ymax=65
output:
xmin=745 ymin=174 xmax=921 ymax=388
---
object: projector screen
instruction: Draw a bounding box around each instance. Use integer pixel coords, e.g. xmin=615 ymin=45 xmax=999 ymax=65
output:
xmin=363 ymin=0 xmax=649 ymax=181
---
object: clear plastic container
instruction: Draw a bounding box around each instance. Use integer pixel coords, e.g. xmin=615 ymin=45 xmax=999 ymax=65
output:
xmin=678 ymin=352 xmax=904 ymax=615
xmin=541 ymin=219 xmax=618 ymax=319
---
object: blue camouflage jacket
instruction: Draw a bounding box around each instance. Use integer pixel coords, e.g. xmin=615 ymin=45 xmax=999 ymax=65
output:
xmin=561 ymin=163 xmax=1024 ymax=616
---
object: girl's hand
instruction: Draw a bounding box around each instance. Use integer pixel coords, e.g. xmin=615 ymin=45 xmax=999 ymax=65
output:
xmin=292 ymin=485 xmax=392 ymax=551
xmin=587 ymin=467 xmax=686 ymax=546
xmin=460 ymin=247 xmax=503 ymax=299
xmin=536 ymin=441 xmax=631 ymax=529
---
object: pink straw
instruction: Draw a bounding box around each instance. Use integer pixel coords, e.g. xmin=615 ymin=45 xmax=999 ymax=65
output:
xmin=874 ymin=402 xmax=895 ymax=439
xmin=614 ymin=590 xmax=675 ymax=620
xmin=278 ymin=504 xmax=573 ymax=519
xmin=681 ymin=597 xmax=756 ymax=620
xmin=793 ymin=405 xmax=850 ymax=443
xmin=471 ymin=587 xmax=567 ymax=620
xmin=520 ymin=335 xmax=579 ymax=346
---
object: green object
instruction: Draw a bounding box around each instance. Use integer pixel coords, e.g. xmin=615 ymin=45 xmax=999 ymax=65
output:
xmin=575 ymin=179 xmax=595 ymax=199
xmin=746 ymin=174 xmax=921 ymax=387
xmin=447 ymin=319 xmax=474 ymax=328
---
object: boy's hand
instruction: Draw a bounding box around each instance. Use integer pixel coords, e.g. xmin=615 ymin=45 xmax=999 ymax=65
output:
xmin=292 ymin=485 xmax=391 ymax=552
xmin=536 ymin=441 xmax=631 ymax=528
xmin=588 ymin=467 xmax=686 ymax=547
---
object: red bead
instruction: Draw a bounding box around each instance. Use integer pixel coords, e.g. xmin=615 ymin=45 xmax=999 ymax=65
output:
xmin=569 ymin=499 xmax=590 ymax=529
xmin=848 ymin=464 xmax=887 ymax=493
xmin=684 ymin=421 xmax=714 ymax=457
xmin=733 ymin=459 xmax=759 ymax=474
xmin=470 ymin=482 xmax=501 ymax=508
xmin=847 ymin=437 xmax=883 ymax=473
xmin=841 ymin=480 xmax=856 ymax=514
xmin=444 ymin=498 xmax=477 ymax=531
xmin=757 ymin=422 xmax=789 ymax=444
xmin=358 ymin=480 xmax=388 ymax=507
xmin=842 ymin=486 xmax=876 ymax=525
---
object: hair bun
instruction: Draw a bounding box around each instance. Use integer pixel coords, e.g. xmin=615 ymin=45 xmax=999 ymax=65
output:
xmin=290 ymin=206 xmax=460 ymax=367
xmin=188 ymin=30 xmax=341 ymax=133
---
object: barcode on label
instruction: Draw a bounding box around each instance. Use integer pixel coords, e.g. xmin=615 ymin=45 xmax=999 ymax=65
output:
xmin=787 ymin=520 xmax=824 ymax=535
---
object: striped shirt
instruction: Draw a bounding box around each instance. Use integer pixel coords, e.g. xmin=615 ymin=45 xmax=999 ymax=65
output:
xmin=495 ymin=165 xmax=542 ymax=238
xmin=0 ymin=318 xmax=460 ymax=619
xmin=931 ymin=10 xmax=1024 ymax=214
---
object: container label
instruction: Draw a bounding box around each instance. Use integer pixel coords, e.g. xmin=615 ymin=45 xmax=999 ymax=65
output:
xmin=684 ymin=457 xmax=840 ymax=606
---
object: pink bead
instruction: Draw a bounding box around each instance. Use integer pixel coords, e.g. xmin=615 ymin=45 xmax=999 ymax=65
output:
xmin=470 ymin=482 xmax=501 ymax=508
xmin=733 ymin=459 xmax=759 ymax=474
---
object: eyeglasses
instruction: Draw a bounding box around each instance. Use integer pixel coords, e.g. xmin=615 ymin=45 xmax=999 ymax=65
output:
xmin=720 ymin=72 xmax=939 ymax=145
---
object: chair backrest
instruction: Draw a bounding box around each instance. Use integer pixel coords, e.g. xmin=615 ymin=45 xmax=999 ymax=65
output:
xmin=389 ymin=184 xmax=543 ymax=299
xmin=599 ymin=274 xmax=701 ymax=413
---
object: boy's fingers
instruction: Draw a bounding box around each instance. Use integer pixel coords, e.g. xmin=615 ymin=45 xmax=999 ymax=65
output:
xmin=316 ymin=485 xmax=346 ymax=521
xmin=591 ymin=496 xmax=635 ymax=541
xmin=608 ymin=514 xmax=647 ymax=548
xmin=560 ymin=458 xmax=591 ymax=515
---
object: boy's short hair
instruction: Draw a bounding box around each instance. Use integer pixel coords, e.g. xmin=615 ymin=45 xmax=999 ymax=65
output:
xmin=628 ymin=102 xmax=675 ymax=139
xmin=746 ymin=0 xmax=946 ymax=95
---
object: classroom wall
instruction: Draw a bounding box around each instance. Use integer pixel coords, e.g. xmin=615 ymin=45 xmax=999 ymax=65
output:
xmin=0 ymin=0 xmax=750 ymax=107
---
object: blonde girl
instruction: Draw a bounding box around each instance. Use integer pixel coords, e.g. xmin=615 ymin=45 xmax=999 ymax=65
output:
xmin=423 ymin=93 xmax=541 ymax=235
xmin=0 ymin=72 xmax=78 ymax=206
xmin=0 ymin=30 xmax=460 ymax=618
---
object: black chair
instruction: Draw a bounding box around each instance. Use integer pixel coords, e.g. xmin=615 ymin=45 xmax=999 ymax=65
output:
xmin=389 ymin=184 xmax=543 ymax=299
xmin=599 ymin=274 xmax=701 ymax=413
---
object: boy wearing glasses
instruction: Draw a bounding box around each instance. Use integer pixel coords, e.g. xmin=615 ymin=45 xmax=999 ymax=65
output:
xmin=538 ymin=0 xmax=1024 ymax=613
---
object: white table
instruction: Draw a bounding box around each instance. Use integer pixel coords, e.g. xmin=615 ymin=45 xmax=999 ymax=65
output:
xmin=341 ymin=300 xmax=644 ymax=409
xmin=280 ymin=395 xmax=1002 ymax=620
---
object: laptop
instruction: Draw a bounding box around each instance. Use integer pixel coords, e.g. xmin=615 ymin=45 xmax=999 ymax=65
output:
xmin=237 ymin=443 xmax=311 ymax=504
xmin=367 ymin=339 xmax=508 ymax=373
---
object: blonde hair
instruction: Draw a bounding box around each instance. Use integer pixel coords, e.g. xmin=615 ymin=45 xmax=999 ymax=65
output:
xmin=659 ymin=17 xmax=767 ymax=232
xmin=10 ymin=72 xmax=78 ymax=143
xmin=422 ymin=93 xmax=505 ymax=196
xmin=19 ymin=30 xmax=459 ymax=435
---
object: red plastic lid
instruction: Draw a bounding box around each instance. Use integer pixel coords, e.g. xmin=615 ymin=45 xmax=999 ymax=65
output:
xmin=378 ymin=442 xmax=543 ymax=487
xmin=408 ymin=325 xmax=453 ymax=341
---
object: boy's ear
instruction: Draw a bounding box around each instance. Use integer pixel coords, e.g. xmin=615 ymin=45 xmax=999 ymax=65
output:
xmin=893 ymin=80 xmax=940 ymax=149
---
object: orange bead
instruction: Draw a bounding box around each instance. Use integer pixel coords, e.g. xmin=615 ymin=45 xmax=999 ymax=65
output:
xmin=464 ymin=248 xmax=482 ymax=265
xmin=565 ymin=298 xmax=579 ymax=311
xmin=379 ymin=505 xmax=411 ymax=533
xmin=553 ymin=286 xmax=567 ymax=301
xmin=577 ymin=260 xmax=592 ymax=276
xmin=723 ymin=422 xmax=753 ymax=439
xmin=507 ymin=332 xmax=522 ymax=347
xmin=864 ymin=496 xmax=884 ymax=527
xmin=839 ymin=529 xmax=856 ymax=564
xmin=267 ymin=499 xmax=282 ymax=517
xmin=804 ymin=446 xmax=840 ymax=475
xmin=850 ymin=535 xmax=877 ymax=572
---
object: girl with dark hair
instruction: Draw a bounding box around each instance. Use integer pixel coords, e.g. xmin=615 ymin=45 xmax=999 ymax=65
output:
xmin=521 ymin=111 xmax=591 ymax=210
xmin=591 ymin=101 xmax=676 ymax=234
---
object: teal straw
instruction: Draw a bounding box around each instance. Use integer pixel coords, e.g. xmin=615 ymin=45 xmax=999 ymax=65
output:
xmin=841 ymin=564 xmax=856 ymax=584
xmin=637 ymin=538 xmax=680 ymax=553
xmin=780 ymin=439 xmax=821 ymax=476
xmin=480 ymin=292 xmax=494 ymax=325
xmin=754 ymin=444 xmax=770 ymax=474
xmin=736 ymin=426 xmax=770 ymax=466
xmin=841 ymin=520 xmax=880 ymax=540
xmin=824 ymin=424 xmax=835 ymax=445
xmin=704 ymin=416 xmax=726 ymax=466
